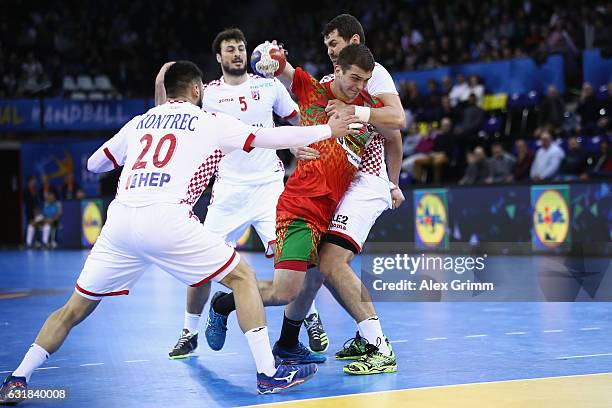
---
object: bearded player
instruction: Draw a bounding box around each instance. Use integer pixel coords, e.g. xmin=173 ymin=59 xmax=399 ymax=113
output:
xmin=0 ymin=60 xmax=368 ymax=402
xmin=154 ymin=28 xmax=320 ymax=360
xmin=206 ymin=44 xmax=398 ymax=374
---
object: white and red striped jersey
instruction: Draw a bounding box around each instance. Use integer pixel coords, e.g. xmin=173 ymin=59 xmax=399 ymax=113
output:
xmin=202 ymin=74 xmax=298 ymax=185
xmin=88 ymin=101 xmax=262 ymax=208
xmin=320 ymin=62 xmax=398 ymax=180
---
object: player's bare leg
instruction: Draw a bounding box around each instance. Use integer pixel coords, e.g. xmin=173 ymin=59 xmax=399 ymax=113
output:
xmin=317 ymin=242 xmax=396 ymax=374
xmin=34 ymin=292 xmax=100 ymax=354
xmin=1 ymin=292 xmax=100 ymax=404
xmin=217 ymin=259 xmax=318 ymax=393
xmin=257 ymin=269 xmax=305 ymax=306
xmin=169 ymin=283 xmax=211 ymax=359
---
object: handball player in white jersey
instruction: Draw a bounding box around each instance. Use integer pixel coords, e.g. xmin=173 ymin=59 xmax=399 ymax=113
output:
xmin=0 ymin=61 xmax=362 ymax=402
xmin=154 ymin=29 xmax=325 ymax=359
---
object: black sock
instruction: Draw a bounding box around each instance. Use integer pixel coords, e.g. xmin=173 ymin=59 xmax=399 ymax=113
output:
xmin=277 ymin=314 xmax=303 ymax=348
xmin=213 ymin=293 xmax=236 ymax=316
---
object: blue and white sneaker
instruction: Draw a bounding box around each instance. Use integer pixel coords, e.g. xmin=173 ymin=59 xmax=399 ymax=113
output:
xmin=205 ymin=291 xmax=229 ymax=351
xmin=0 ymin=375 xmax=27 ymax=405
xmin=272 ymin=341 xmax=327 ymax=364
xmin=257 ymin=363 xmax=318 ymax=394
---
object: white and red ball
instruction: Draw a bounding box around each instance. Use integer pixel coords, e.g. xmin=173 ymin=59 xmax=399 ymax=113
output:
xmin=251 ymin=41 xmax=286 ymax=78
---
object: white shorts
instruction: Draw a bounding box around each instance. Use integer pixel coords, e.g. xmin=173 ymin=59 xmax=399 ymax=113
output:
xmin=326 ymin=173 xmax=392 ymax=252
xmin=75 ymin=201 xmax=240 ymax=300
xmin=203 ymin=180 xmax=283 ymax=257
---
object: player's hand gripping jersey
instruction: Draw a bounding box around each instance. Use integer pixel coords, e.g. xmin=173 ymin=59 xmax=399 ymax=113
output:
xmin=277 ymin=67 xmax=383 ymax=232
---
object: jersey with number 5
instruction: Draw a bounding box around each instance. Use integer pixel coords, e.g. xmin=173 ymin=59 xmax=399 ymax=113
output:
xmin=93 ymin=101 xmax=261 ymax=208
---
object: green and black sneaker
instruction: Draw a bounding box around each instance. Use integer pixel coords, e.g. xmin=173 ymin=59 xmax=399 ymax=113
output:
xmin=168 ymin=329 xmax=198 ymax=359
xmin=335 ymin=331 xmax=368 ymax=360
xmin=304 ymin=312 xmax=329 ymax=353
xmin=343 ymin=340 xmax=397 ymax=375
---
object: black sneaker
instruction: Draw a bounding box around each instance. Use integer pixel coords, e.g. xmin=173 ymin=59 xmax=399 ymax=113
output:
xmin=168 ymin=329 xmax=198 ymax=359
xmin=0 ymin=375 xmax=27 ymax=405
xmin=335 ymin=331 xmax=368 ymax=360
xmin=303 ymin=312 xmax=329 ymax=353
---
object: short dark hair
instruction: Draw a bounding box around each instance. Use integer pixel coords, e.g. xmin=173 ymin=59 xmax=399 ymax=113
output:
xmin=337 ymin=44 xmax=374 ymax=73
xmin=164 ymin=61 xmax=203 ymax=98
xmin=323 ymin=14 xmax=366 ymax=44
xmin=212 ymin=28 xmax=247 ymax=55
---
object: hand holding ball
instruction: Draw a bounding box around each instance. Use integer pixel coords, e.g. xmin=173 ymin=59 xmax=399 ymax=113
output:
xmin=251 ymin=41 xmax=287 ymax=78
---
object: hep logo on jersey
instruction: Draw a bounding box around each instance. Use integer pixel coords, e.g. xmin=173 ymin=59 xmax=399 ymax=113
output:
xmin=125 ymin=172 xmax=171 ymax=190
xmin=251 ymin=89 xmax=260 ymax=100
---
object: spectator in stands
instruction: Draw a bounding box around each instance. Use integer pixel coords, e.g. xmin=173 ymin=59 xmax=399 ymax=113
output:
xmin=402 ymin=122 xmax=421 ymax=159
xmin=530 ymin=131 xmax=565 ymax=181
xmin=19 ymin=51 xmax=49 ymax=95
xmin=402 ymin=123 xmax=434 ymax=174
xmin=59 ymin=173 xmax=83 ymax=200
xmin=576 ymin=82 xmax=601 ymax=135
xmin=534 ymin=85 xmax=565 ymax=138
xmin=486 ymin=142 xmax=516 ymax=183
xmin=467 ymin=75 xmax=485 ymax=107
xmin=441 ymin=76 xmax=453 ymax=96
xmin=24 ymin=176 xmax=42 ymax=248
xmin=513 ymin=139 xmax=535 ymax=181
xmin=596 ymin=82 xmax=611 ymax=134
xmin=589 ymin=139 xmax=612 ymax=177
xmin=401 ymin=80 xmax=423 ymax=124
xmin=449 ymin=74 xmax=470 ymax=107
xmin=39 ymin=174 xmax=56 ymax=203
xmin=41 ymin=191 xmax=62 ymax=249
xmin=558 ymin=136 xmax=588 ymax=180
xmin=454 ymin=94 xmax=486 ymax=152
xmin=435 ymin=94 xmax=461 ymax=125
xmin=413 ymin=117 xmax=454 ymax=184
xmin=460 ymin=147 xmax=489 ymax=185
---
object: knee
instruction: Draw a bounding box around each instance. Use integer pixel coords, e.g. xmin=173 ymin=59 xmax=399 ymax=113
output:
xmin=273 ymin=282 xmax=301 ymax=305
xmin=226 ymin=263 xmax=257 ymax=287
xmin=56 ymin=303 xmax=84 ymax=325
xmin=318 ymin=258 xmax=340 ymax=279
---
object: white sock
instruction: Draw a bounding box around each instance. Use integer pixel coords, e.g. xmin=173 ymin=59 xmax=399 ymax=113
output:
xmin=307 ymin=301 xmax=318 ymax=316
xmin=26 ymin=225 xmax=35 ymax=246
xmin=357 ymin=316 xmax=391 ymax=356
xmin=42 ymin=224 xmax=51 ymax=245
xmin=184 ymin=312 xmax=201 ymax=334
xmin=245 ymin=326 xmax=276 ymax=377
xmin=13 ymin=343 xmax=49 ymax=382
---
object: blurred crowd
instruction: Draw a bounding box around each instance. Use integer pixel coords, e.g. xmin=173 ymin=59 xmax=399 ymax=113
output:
xmin=1 ymin=0 xmax=610 ymax=98
xmin=1 ymin=0 xmax=611 ymax=185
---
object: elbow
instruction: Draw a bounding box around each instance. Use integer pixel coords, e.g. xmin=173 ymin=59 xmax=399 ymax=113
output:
xmin=86 ymin=157 xmax=99 ymax=173
xmin=396 ymin=112 xmax=407 ymax=129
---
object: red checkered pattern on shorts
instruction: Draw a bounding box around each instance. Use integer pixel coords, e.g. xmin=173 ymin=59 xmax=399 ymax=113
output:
xmin=358 ymin=134 xmax=384 ymax=176
xmin=180 ymin=149 xmax=223 ymax=207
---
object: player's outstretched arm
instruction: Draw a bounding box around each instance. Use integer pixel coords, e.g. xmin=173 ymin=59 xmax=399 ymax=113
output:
xmin=154 ymin=62 xmax=175 ymax=106
xmin=250 ymin=114 xmax=361 ymax=150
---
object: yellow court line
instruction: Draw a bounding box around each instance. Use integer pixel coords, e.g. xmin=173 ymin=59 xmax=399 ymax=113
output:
xmin=246 ymin=372 xmax=612 ymax=408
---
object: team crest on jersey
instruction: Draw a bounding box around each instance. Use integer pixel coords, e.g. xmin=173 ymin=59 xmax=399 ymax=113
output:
xmin=251 ymin=89 xmax=260 ymax=100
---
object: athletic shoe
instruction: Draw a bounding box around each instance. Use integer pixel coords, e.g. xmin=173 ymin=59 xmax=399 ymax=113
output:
xmin=335 ymin=331 xmax=368 ymax=360
xmin=168 ymin=329 xmax=198 ymax=359
xmin=205 ymin=291 xmax=229 ymax=351
xmin=257 ymin=363 xmax=318 ymax=394
xmin=303 ymin=312 xmax=329 ymax=353
xmin=0 ymin=375 xmax=27 ymax=405
xmin=343 ymin=342 xmax=397 ymax=375
xmin=272 ymin=341 xmax=327 ymax=364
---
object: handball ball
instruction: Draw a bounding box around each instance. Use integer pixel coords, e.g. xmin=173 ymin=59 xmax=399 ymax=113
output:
xmin=251 ymin=41 xmax=286 ymax=78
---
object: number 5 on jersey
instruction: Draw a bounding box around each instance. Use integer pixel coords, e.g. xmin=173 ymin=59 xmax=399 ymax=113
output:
xmin=132 ymin=133 xmax=177 ymax=170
